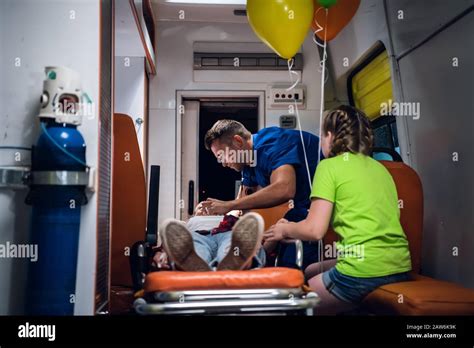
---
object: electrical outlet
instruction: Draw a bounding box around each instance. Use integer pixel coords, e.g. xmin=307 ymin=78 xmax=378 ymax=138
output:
xmin=268 ymin=84 xmax=306 ymax=109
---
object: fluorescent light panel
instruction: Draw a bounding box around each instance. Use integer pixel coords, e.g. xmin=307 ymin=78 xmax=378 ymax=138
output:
xmin=165 ymin=0 xmax=246 ymax=5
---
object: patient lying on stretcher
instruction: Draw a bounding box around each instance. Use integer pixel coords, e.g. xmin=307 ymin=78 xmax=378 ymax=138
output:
xmin=153 ymin=204 xmax=265 ymax=271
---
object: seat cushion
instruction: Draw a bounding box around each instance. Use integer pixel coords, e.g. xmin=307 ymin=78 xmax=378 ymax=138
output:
xmin=144 ymin=267 xmax=304 ymax=292
xmin=363 ymin=274 xmax=474 ymax=315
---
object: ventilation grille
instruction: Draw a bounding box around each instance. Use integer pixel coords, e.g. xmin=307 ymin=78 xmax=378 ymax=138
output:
xmin=95 ymin=0 xmax=113 ymax=314
xmin=193 ymin=52 xmax=303 ymax=71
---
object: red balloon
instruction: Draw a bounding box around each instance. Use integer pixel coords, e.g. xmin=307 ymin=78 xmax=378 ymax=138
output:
xmin=312 ymin=0 xmax=360 ymax=42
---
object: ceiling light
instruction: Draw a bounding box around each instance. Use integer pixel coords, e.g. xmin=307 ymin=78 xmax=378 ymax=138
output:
xmin=165 ymin=0 xmax=246 ymax=5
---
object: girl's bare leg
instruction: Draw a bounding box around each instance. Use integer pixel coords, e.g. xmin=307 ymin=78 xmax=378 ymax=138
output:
xmin=304 ymin=259 xmax=337 ymax=279
xmin=308 ymin=273 xmax=359 ymax=315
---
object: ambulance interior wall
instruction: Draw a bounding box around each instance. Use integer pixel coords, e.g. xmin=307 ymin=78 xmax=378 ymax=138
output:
xmin=0 ymin=0 xmax=102 ymax=314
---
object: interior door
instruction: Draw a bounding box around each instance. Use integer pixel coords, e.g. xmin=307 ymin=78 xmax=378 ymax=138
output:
xmin=181 ymin=100 xmax=199 ymax=220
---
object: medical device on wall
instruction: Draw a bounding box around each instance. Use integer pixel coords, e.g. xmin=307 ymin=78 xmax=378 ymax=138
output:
xmin=279 ymin=115 xmax=297 ymax=129
xmin=268 ymin=83 xmax=306 ymax=109
xmin=26 ymin=66 xmax=91 ymax=315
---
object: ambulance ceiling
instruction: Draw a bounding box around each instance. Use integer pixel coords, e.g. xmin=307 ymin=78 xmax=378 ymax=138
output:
xmin=152 ymin=0 xmax=248 ymax=23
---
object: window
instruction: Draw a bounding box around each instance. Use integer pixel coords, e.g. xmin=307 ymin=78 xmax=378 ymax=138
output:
xmin=348 ymin=44 xmax=400 ymax=161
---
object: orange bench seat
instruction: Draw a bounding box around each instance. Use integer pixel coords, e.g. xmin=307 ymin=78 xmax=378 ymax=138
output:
xmin=364 ymin=273 xmax=474 ymax=315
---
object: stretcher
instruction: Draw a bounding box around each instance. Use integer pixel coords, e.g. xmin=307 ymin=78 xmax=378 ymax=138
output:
xmin=133 ymin=266 xmax=319 ymax=315
xmin=129 ymin=167 xmax=319 ymax=315
xmin=131 ymin=226 xmax=319 ymax=315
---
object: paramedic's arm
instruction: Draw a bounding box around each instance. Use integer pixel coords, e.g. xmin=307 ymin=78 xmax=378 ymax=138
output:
xmin=236 ymin=182 xmax=258 ymax=210
xmin=234 ymin=164 xmax=296 ymax=209
xmin=225 ymin=184 xmax=255 ymax=216
xmin=264 ymin=198 xmax=333 ymax=242
xmin=203 ymin=165 xmax=296 ymax=213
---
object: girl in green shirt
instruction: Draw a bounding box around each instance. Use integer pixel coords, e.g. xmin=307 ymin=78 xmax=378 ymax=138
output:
xmin=264 ymin=105 xmax=412 ymax=315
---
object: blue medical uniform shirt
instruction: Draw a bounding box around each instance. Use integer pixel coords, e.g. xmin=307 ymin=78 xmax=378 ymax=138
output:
xmin=241 ymin=127 xmax=321 ymax=210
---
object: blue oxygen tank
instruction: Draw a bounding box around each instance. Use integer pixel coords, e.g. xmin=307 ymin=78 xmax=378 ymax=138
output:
xmin=26 ymin=67 xmax=89 ymax=315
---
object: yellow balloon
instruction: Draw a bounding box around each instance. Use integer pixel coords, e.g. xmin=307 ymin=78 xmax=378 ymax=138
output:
xmin=247 ymin=0 xmax=314 ymax=59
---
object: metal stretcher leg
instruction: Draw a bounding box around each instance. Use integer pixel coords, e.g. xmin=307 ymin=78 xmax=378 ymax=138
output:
xmin=134 ymin=288 xmax=320 ymax=315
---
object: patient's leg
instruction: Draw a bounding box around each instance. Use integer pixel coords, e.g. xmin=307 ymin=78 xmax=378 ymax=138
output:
xmin=192 ymin=232 xmax=217 ymax=266
xmin=253 ymin=248 xmax=266 ymax=268
xmin=212 ymin=231 xmax=232 ymax=266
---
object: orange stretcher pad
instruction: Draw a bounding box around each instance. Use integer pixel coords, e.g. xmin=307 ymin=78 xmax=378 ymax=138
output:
xmin=144 ymin=267 xmax=305 ymax=293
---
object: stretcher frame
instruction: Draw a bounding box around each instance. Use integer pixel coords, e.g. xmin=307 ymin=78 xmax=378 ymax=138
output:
xmin=134 ymin=288 xmax=320 ymax=315
xmin=133 ymin=240 xmax=320 ymax=315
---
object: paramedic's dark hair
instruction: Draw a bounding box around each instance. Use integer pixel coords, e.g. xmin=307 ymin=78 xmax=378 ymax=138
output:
xmin=323 ymin=105 xmax=374 ymax=158
xmin=204 ymin=119 xmax=251 ymax=150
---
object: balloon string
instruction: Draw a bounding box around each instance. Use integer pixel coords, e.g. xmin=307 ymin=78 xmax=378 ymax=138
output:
xmin=312 ymin=7 xmax=328 ymax=48
xmin=287 ymin=59 xmax=312 ymax=192
xmin=316 ymin=8 xmax=328 ymax=168
xmin=314 ymin=7 xmax=329 ymax=82
xmin=314 ymin=7 xmax=329 ymax=276
xmin=286 ymin=58 xmax=301 ymax=92
xmin=284 ymin=7 xmax=329 ymax=273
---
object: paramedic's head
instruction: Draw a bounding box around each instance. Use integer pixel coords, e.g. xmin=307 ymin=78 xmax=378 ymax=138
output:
xmin=204 ymin=119 xmax=252 ymax=172
xmin=322 ymin=105 xmax=373 ymax=158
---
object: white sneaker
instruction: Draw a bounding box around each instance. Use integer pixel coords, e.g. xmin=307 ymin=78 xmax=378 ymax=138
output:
xmin=217 ymin=212 xmax=264 ymax=271
xmin=160 ymin=219 xmax=211 ymax=272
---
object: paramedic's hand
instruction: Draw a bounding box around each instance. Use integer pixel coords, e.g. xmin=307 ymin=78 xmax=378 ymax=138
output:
xmin=194 ymin=202 xmax=209 ymax=216
xmin=152 ymin=251 xmax=171 ymax=270
xmin=201 ymin=198 xmax=233 ymax=215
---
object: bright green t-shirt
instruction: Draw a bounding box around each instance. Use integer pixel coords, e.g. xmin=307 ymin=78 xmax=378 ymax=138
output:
xmin=310 ymin=152 xmax=412 ymax=278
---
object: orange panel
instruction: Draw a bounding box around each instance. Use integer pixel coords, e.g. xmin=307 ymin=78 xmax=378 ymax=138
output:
xmin=252 ymin=203 xmax=290 ymax=230
xmin=111 ymin=113 xmax=147 ymax=287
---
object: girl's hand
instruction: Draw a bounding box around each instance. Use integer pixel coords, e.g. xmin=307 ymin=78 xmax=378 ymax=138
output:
xmin=263 ymin=223 xmax=287 ymax=242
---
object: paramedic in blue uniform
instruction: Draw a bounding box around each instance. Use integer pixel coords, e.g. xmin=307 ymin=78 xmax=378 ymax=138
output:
xmin=201 ymin=119 xmax=321 ymax=269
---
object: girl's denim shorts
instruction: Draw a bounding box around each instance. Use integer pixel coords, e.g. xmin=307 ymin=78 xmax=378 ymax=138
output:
xmin=322 ymin=267 xmax=411 ymax=303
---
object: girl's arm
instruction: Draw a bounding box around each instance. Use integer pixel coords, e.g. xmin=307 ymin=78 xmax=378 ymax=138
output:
xmin=264 ymin=198 xmax=334 ymax=242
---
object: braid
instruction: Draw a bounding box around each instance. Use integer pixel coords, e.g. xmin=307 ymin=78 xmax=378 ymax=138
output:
xmin=323 ymin=105 xmax=373 ymax=158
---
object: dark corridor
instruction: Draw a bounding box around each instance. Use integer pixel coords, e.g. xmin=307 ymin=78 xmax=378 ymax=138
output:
xmin=198 ymin=99 xmax=259 ymax=203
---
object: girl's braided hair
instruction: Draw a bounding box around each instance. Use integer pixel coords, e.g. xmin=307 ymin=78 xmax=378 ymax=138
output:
xmin=323 ymin=105 xmax=374 ymax=158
